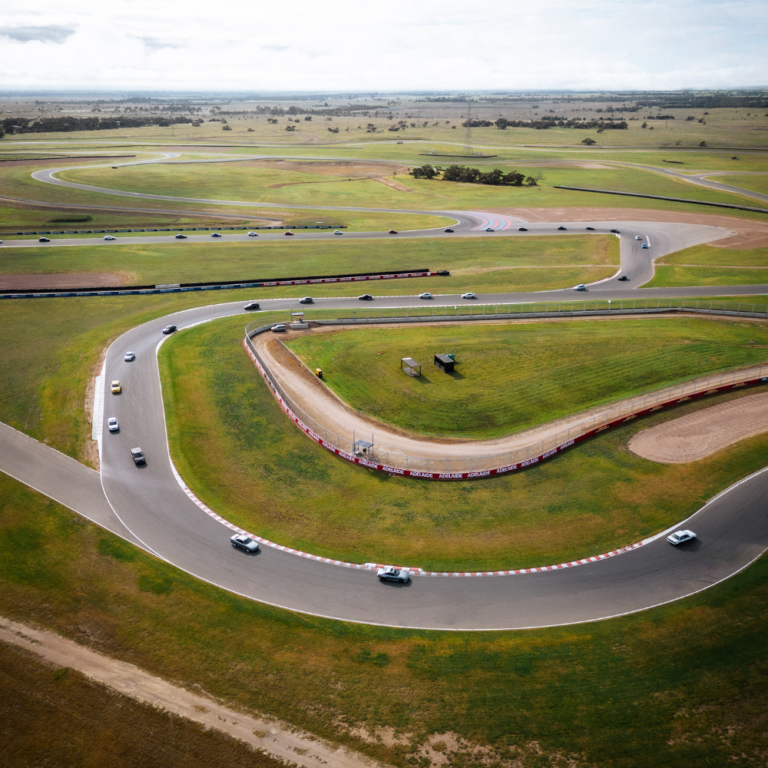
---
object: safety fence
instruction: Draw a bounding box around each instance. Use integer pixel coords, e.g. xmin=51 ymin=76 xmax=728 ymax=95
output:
xmin=244 ymin=301 xmax=768 ymax=479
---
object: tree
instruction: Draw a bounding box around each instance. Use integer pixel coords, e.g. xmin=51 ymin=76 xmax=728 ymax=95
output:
xmin=581 ymin=137 xmax=596 ymax=145
xmin=699 ymin=141 xmax=707 ymax=147
xmin=409 ymin=164 xmax=439 ymax=180
xmin=222 ymin=125 xmax=232 ymax=131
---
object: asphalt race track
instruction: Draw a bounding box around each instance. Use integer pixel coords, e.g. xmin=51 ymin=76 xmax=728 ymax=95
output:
xmin=1 ymin=161 xmax=768 ymax=629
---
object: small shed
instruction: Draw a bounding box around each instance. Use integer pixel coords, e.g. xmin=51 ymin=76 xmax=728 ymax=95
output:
xmin=400 ymin=357 xmax=421 ymax=377
xmin=434 ymin=354 xmax=455 ymax=373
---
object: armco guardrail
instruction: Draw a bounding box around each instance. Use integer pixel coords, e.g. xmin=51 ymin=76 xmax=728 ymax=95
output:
xmin=244 ymin=301 xmax=768 ymax=480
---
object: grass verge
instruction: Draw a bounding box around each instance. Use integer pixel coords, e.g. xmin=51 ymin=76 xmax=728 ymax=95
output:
xmin=161 ymin=314 xmax=768 ymax=570
xmin=2 ymin=470 xmax=768 ymax=767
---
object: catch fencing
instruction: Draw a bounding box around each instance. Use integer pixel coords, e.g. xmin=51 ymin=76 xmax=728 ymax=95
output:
xmin=244 ymin=299 xmax=768 ymax=480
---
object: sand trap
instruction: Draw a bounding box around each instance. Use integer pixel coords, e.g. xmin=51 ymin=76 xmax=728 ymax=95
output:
xmin=628 ymin=391 xmax=768 ymax=464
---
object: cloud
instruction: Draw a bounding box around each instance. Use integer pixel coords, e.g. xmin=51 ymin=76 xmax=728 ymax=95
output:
xmin=137 ymin=36 xmax=183 ymax=51
xmin=0 ymin=24 xmax=75 ymax=43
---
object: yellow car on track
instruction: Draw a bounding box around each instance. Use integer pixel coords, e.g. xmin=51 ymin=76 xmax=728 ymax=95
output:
xmin=111 ymin=380 xmax=122 ymax=394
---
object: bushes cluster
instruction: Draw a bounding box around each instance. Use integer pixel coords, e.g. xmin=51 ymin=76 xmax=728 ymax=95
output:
xmin=410 ymin=164 xmax=536 ymax=186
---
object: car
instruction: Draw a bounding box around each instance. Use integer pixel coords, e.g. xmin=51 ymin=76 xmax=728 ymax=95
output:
xmin=586 ymin=226 xmax=595 ymax=231
xmin=231 ymin=533 xmax=260 ymax=554
xmin=130 ymin=447 xmax=146 ymax=466
xmin=333 ymin=230 xmax=344 ymax=235
xmin=461 ymin=292 xmax=477 ymax=299
xmin=485 ymin=227 xmax=494 ymax=232
xmin=284 ymin=231 xmax=295 ymax=236
xmin=618 ymin=275 xmax=629 ymax=282
xmin=418 ymin=292 xmax=433 ymax=299
xmin=162 ymin=324 xmax=177 ymax=334
xmin=39 ymin=237 xmax=51 ymax=243
xmin=358 ymin=294 xmax=373 ymax=301
xmin=247 ymin=231 xmax=259 ymax=237
xmin=124 ymin=351 xmax=135 ymax=362
xmin=110 ymin=380 xmax=122 ymax=394
xmin=667 ymin=530 xmax=696 ymax=546
xmin=377 ymin=565 xmax=410 ymax=583
xmin=104 ymin=235 xmax=116 ymax=241
xmin=299 ymin=297 xmax=313 ymax=304
xmin=271 ymin=323 xmax=286 ymax=332
xmin=174 ymin=233 xmax=187 ymax=239
xmin=641 ymin=243 xmax=650 ymax=249
xmin=436 ymin=270 xmax=450 ymax=276
xmin=518 ymin=227 xmax=528 ymax=231
xmin=635 ymin=235 xmax=642 ymax=240
xmin=108 ymin=417 xmax=119 ymax=432
xmin=244 ymin=302 xmax=261 ymax=311
xmin=610 ymin=228 xmax=620 ymax=234
xmin=211 ymin=232 xmax=222 ymax=238
xmin=557 ymin=226 xmax=567 ymax=231
xmin=444 ymin=228 xmax=454 ymax=233
xmin=396 ymin=140 xmax=404 ymax=144
xmin=388 ymin=229 xmax=398 ymax=234
xmin=573 ymin=284 xmax=587 ymax=291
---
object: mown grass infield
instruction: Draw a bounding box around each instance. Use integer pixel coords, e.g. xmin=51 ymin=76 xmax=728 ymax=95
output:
xmin=160 ymin=314 xmax=768 ymax=571
xmin=286 ymin=316 xmax=768 ymax=439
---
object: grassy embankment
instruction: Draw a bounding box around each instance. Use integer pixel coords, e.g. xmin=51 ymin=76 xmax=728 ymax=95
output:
xmin=59 ymin=159 xmax=763 ymax=212
xmin=161 ymin=314 xmax=768 ymax=571
xmin=0 ymin=235 xmax=618 ymax=294
xmin=285 ymin=317 xmax=768 ymax=439
xmin=711 ymin=174 xmax=768 ymax=196
xmin=647 ymin=243 xmax=768 ymax=287
xmin=0 ymin=642 xmax=282 ymax=768
xmin=2 ymin=470 xmax=768 ymax=767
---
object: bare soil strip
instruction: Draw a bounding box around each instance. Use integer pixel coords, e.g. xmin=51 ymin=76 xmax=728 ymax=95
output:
xmin=0 ymin=615 xmax=391 ymax=768
xmin=482 ymin=207 xmax=768 ymax=249
xmin=253 ymin=316 xmax=768 ymax=464
xmin=628 ymin=391 xmax=768 ymax=463
xmin=0 ymin=272 xmax=130 ymax=290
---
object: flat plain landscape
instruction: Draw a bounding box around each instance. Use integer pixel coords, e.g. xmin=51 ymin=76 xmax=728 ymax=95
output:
xmin=3 ymin=88 xmax=768 ymax=768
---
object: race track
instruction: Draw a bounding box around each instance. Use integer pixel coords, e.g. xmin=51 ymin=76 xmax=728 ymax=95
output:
xmin=1 ymin=160 xmax=768 ymax=629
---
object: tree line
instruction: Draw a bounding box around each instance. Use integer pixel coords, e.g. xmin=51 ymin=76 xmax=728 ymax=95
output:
xmin=1 ymin=115 xmax=198 ymax=134
xmin=466 ymin=117 xmax=628 ymax=131
xmin=410 ymin=165 xmax=537 ymax=186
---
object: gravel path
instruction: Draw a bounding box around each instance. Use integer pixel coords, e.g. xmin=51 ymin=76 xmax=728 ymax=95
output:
xmin=0 ymin=615 xmax=391 ymax=768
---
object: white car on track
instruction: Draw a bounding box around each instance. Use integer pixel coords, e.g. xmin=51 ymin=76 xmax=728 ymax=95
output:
xmin=124 ymin=351 xmax=135 ymax=362
xmin=107 ymin=417 xmax=119 ymax=432
xmin=247 ymin=232 xmax=259 ymax=237
xmin=377 ymin=565 xmax=410 ymax=583
xmin=334 ymin=230 xmax=344 ymax=235
xmin=418 ymin=292 xmax=433 ymax=299
xmin=667 ymin=530 xmax=696 ymax=546
xmin=573 ymin=284 xmax=587 ymax=291
xmin=104 ymin=235 xmax=116 ymax=241
xmin=461 ymin=292 xmax=476 ymax=299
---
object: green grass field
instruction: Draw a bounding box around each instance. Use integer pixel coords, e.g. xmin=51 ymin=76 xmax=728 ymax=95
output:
xmin=3 ymin=469 xmax=768 ymax=768
xmin=160 ymin=314 xmax=768 ymax=571
xmin=286 ymin=317 xmax=768 ymax=439
xmin=711 ymin=174 xmax=768 ymax=196
xmin=657 ymin=243 xmax=768 ymax=267
xmin=0 ymin=234 xmax=617 ymax=292
xmin=59 ymin=159 xmax=761 ymax=211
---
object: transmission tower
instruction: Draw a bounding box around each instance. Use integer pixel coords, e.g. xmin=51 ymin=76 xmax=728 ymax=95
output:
xmin=464 ymin=100 xmax=473 ymax=156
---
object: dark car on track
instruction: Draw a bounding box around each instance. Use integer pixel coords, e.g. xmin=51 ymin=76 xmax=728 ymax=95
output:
xmin=299 ymin=297 xmax=313 ymax=304
xmin=518 ymin=227 xmax=528 ymax=231
xmin=244 ymin=302 xmax=261 ymax=311
xmin=388 ymin=229 xmax=398 ymax=234
xmin=231 ymin=534 xmax=260 ymax=553
xmin=610 ymin=229 xmax=620 ymax=234
xmin=174 ymin=233 xmax=187 ymax=239
xmin=39 ymin=237 xmax=51 ymax=242
xmin=162 ymin=324 xmax=177 ymax=334
xmin=618 ymin=275 xmax=629 ymax=281
xmin=130 ymin=448 xmax=146 ymax=466
xmin=557 ymin=226 xmax=567 ymax=231
xmin=444 ymin=228 xmax=454 ymax=233
xmin=211 ymin=232 xmax=222 ymax=238
xmin=284 ymin=231 xmax=295 ymax=236
xmin=586 ymin=226 xmax=595 ymax=231
xmin=358 ymin=294 xmax=373 ymax=301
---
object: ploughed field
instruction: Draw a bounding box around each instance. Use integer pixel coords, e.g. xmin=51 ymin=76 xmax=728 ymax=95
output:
xmin=286 ymin=317 xmax=768 ymax=440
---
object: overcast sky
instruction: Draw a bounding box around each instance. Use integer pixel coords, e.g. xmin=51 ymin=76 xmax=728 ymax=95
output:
xmin=1 ymin=0 xmax=766 ymax=92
